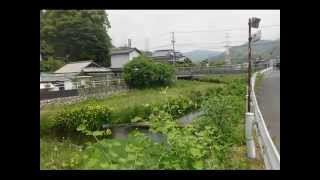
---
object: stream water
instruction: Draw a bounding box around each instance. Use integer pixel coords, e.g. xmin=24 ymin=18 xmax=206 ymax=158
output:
xmin=110 ymin=111 xmax=204 ymax=142
xmin=43 ymin=111 xmax=204 ymax=145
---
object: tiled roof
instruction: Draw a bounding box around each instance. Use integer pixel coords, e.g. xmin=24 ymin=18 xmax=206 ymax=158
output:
xmin=55 ymin=61 xmax=94 ymax=73
xmin=110 ymin=48 xmax=141 ymax=55
xmin=82 ymin=67 xmax=111 ymax=72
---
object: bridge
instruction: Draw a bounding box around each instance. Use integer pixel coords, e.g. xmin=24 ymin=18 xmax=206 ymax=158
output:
xmin=175 ymin=59 xmax=279 ymax=79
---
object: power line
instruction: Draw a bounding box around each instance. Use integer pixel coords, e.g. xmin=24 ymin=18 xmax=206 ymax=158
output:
xmin=173 ymin=24 xmax=280 ymax=34
xmin=136 ymin=25 xmax=279 ymax=51
xmin=148 ymin=38 xmax=278 ymax=51
xmin=149 ymin=44 xmax=171 ymax=50
xmin=174 ymin=40 xmax=246 ymax=46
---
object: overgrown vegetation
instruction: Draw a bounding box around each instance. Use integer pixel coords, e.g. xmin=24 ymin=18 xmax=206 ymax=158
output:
xmin=197 ymin=74 xmax=247 ymax=84
xmin=40 ymin=57 xmax=65 ymax=72
xmin=54 ymin=104 xmax=112 ymax=132
xmin=40 ymin=80 xmax=221 ymax=136
xmin=123 ymin=56 xmax=175 ymax=89
xmin=209 ymin=59 xmax=225 ymax=66
xmin=40 ymin=75 xmax=263 ymax=170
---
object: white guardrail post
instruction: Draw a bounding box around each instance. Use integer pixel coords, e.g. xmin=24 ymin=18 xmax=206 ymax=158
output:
xmin=246 ymin=112 xmax=256 ymax=159
xmin=248 ymin=66 xmax=280 ymax=170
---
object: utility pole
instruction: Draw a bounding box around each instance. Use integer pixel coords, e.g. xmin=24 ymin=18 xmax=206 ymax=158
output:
xmin=247 ymin=17 xmax=261 ymax=112
xmin=171 ymin=32 xmax=176 ymax=65
xmin=145 ymin=37 xmax=149 ymax=52
xmin=128 ymin=39 xmax=131 ymax=48
xmin=225 ymin=33 xmax=231 ymax=65
xmin=247 ymin=18 xmax=252 ymax=112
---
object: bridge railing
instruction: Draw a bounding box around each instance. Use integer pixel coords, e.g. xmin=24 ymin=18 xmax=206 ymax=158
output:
xmin=175 ymin=62 xmax=270 ymax=76
xmin=249 ymin=65 xmax=280 ymax=170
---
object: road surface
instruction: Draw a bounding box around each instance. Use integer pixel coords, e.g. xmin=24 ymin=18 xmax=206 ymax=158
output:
xmin=256 ymin=69 xmax=280 ymax=152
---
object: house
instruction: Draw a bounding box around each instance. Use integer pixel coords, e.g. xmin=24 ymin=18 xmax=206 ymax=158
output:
xmin=48 ymin=60 xmax=115 ymax=89
xmin=110 ymin=47 xmax=142 ymax=77
xmin=54 ymin=60 xmax=113 ymax=80
xmin=151 ymin=49 xmax=187 ymax=63
xmin=40 ymin=73 xmax=74 ymax=91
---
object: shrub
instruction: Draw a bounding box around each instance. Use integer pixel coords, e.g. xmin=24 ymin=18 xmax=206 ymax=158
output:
xmin=80 ymin=111 xmax=223 ymax=170
xmin=40 ymin=137 xmax=83 ymax=170
xmin=53 ymin=103 xmax=112 ymax=132
xmin=40 ymin=57 xmax=65 ymax=72
xmin=123 ymin=56 xmax=175 ymax=89
xmin=202 ymin=92 xmax=245 ymax=145
xmin=161 ymin=96 xmax=195 ymax=119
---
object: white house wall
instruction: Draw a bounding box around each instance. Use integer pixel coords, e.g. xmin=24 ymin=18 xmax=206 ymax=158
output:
xmin=111 ymin=54 xmax=130 ymax=68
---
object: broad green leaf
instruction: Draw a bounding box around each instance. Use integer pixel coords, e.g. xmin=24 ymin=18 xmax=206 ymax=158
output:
xmin=76 ymin=124 xmax=86 ymax=131
xmin=131 ymin=116 xmax=143 ymax=123
xmin=92 ymin=131 xmax=104 ymax=136
xmin=109 ymin=151 xmax=118 ymax=158
xmin=119 ymin=158 xmax=127 ymax=163
xmin=100 ymin=163 xmax=110 ymax=168
xmin=109 ymin=164 xmax=118 ymax=169
xmin=193 ymin=160 xmax=204 ymax=170
xmin=112 ymin=141 xmax=121 ymax=146
xmin=190 ymin=148 xmax=202 ymax=157
xmin=127 ymin=154 xmax=136 ymax=161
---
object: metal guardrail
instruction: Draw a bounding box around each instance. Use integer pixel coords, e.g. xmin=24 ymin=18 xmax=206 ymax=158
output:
xmin=251 ymin=66 xmax=280 ymax=170
xmin=175 ymin=63 xmax=269 ymax=76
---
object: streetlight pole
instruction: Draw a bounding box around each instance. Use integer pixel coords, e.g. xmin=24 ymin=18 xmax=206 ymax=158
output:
xmin=247 ymin=18 xmax=252 ymax=112
xmin=247 ymin=17 xmax=261 ymax=113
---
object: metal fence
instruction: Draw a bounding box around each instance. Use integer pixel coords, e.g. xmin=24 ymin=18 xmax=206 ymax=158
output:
xmin=77 ymin=79 xmax=127 ymax=98
xmin=250 ymin=65 xmax=280 ymax=170
xmin=175 ymin=63 xmax=269 ymax=77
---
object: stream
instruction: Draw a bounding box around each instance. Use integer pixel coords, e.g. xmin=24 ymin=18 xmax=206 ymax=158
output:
xmin=109 ymin=111 xmax=204 ymax=142
xmin=43 ymin=111 xmax=204 ymax=145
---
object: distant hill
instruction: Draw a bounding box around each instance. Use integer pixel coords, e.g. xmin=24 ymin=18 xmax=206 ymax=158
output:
xmin=210 ymin=39 xmax=280 ymax=64
xmin=183 ymin=50 xmax=223 ymax=62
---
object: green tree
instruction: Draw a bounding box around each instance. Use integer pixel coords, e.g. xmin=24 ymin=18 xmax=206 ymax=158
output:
xmin=40 ymin=10 xmax=112 ymax=67
xmin=40 ymin=57 xmax=65 ymax=72
xmin=123 ymin=56 xmax=175 ymax=89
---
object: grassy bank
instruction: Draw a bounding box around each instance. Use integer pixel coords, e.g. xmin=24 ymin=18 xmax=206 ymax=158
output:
xmin=41 ymin=80 xmax=223 ymax=134
xmin=40 ymin=75 xmax=263 ymax=170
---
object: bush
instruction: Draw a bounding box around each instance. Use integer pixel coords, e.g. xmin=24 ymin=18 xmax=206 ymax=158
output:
xmin=209 ymin=60 xmax=225 ymax=66
xmin=161 ymin=96 xmax=195 ymax=119
xmin=40 ymin=57 xmax=65 ymax=72
xmin=53 ymin=103 xmax=112 ymax=132
xmin=123 ymin=56 xmax=175 ymax=89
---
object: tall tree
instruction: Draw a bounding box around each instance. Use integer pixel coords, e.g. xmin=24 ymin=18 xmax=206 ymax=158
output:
xmin=40 ymin=10 xmax=112 ymax=67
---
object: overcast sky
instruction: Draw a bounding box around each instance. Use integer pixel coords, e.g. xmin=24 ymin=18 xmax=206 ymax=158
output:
xmin=106 ymin=10 xmax=280 ymax=53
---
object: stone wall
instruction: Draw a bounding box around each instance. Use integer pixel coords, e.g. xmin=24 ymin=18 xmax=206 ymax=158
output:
xmin=40 ymin=85 xmax=129 ymax=109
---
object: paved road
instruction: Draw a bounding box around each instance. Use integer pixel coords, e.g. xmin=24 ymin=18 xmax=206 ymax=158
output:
xmin=256 ymin=69 xmax=280 ymax=152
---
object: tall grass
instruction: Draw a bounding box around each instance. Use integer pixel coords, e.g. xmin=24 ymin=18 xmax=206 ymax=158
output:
xmin=40 ymin=76 xmax=264 ymax=170
xmin=40 ymin=80 xmax=222 ymax=132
